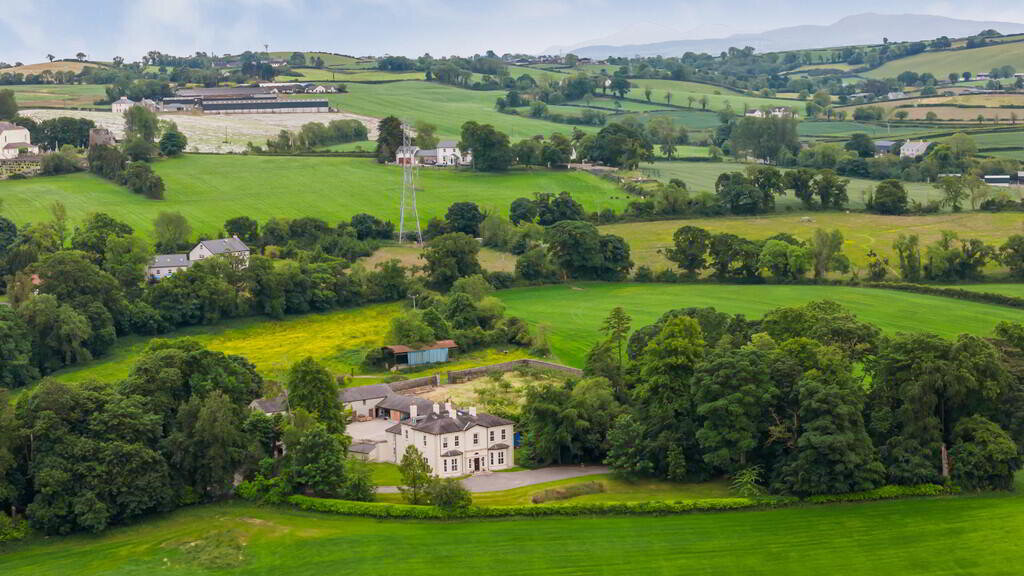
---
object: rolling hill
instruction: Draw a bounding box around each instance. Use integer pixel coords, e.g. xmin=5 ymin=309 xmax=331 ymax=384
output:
xmin=862 ymin=40 xmax=1024 ymax=79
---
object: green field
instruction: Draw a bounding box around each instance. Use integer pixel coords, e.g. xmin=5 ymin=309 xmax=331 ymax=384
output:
xmin=863 ymin=42 xmax=1024 ymax=80
xmin=288 ymin=68 xmax=423 ymax=81
xmin=628 ymin=79 xmax=804 ymax=116
xmin=0 ymin=155 xmax=626 ymax=237
xmin=319 ymin=81 xmax=592 ymax=138
xmin=3 ymin=479 xmax=1022 ymax=575
xmin=631 ymin=161 xmax=946 ymax=208
xmin=796 ymin=121 xmax=931 ymax=139
xmin=600 ymin=211 xmax=1024 ymax=271
xmin=957 ymin=284 xmax=1024 ymax=297
xmin=621 ymin=109 xmax=723 ymax=130
xmin=7 ymin=84 xmax=107 ymax=108
xmin=498 ymin=283 xmax=1024 ymax=366
xmin=269 ymin=51 xmax=376 ymax=69
xmin=951 ymin=130 xmax=1024 ymax=149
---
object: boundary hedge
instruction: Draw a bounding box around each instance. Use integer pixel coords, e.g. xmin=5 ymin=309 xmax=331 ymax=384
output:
xmin=863 ymin=282 xmax=1024 ymax=309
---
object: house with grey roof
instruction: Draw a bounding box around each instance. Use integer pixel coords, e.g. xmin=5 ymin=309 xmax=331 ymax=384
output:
xmin=874 ymin=140 xmax=898 ymax=156
xmin=340 ymin=383 xmax=393 ymax=418
xmin=900 ymin=141 xmax=932 ymax=159
xmin=375 ymin=394 xmax=436 ymax=421
xmin=248 ymin=394 xmax=288 ymax=415
xmin=0 ymin=121 xmax=39 ymax=159
xmin=149 ymin=236 xmax=250 ymax=282
xmin=147 ymin=254 xmax=192 ymax=280
xmin=386 ymin=402 xmax=514 ymax=476
xmin=189 ymin=236 xmax=251 ymax=266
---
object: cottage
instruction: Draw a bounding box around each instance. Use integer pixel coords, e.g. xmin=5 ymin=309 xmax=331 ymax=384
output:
xmin=900 ymin=141 xmax=931 ymax=159
xmin=886 ymin=91 xmax=906 ymax=100
xmin=249 ymin=394 xmax=289 ymax=416
xmin=340 ymin=383 xmax=393 ymax=418
xmin=147 ymin=254 xmax=192 ymax=280
xmin=381 ymin=340 xmax=457 ymax=368
xmin=745 ymin=107 xmax=793 ymax=119
xmin=111 ymin=96 xmax=158 ymax=114
xmin=387 ymin=403 xmax=514 ymax=477
xmin=189 ymin=236 xmax=251 ymax=267
xmin=435 ymin=140 xmax=470 ymax=166
xmin=874 ymin=140 xmax=898 ymax=155
xmin=396 ymin=145 xmax=419 ymax=165
xmin=0 ymin=122 xmax=39 ymax=159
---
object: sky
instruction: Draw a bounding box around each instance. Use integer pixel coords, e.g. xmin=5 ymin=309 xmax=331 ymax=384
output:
xmin=1 ymin=0 xmax=1024 ymax=64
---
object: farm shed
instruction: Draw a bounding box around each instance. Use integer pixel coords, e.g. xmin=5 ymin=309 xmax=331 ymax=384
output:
xmin=381 ymin=340 xmax=458 ymax=368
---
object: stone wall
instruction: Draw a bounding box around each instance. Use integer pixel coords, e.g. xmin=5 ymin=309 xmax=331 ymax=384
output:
xmin=0 ymin=156 xmax=43 ymax=179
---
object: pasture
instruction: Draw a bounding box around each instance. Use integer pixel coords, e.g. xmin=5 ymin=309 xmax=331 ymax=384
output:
xmin=796 ymin=120 xmax=930 ymax=139
xmin=269 ymin=52 xmax=376 ymax=69
xmin=625 ymin=78 xmax=804 ymax=116
xmin=288 ymin=68 xmax=424 ymax=82
xmin=0 ymin=154 xmax=626 ymax=237
xmin=497 ymin=283 xmax=1024 ymax=367
xmin=620 ymin=108 xmax=722 ymax=130
xmin=319 ymin=81 xmax=592 ymax=138
xmin=1 ymin=60 xmax=107 ymax=75
xmin=2 ymin=481 xmax=1022 ymax=575
xmin=600 ymin=211 xmax=1024 ymax=271
xmin=7 ymin=84 xmax=107 ymax=108
xmin=630 ymin=160 xmax=946 ymax=209
xmin=863 ymin=41 xmax=1024 ymax=80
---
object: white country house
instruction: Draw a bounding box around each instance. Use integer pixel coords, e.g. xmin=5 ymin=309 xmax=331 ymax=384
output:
xmin=148 ymin=236 xmax=251 ymax=280
xmin=0 ymin=121 xmax=39 ymax=159
xmin=386 ymin=402 xmax=514 ymax=478
xmin=395 ymin=142 xmax=471 ymax=167
xmin=111 ymin=96 xmax=159 ymax=114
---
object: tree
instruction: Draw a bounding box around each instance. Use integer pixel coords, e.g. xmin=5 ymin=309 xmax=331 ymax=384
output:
xmin=870 ymin=180 xmax=908 ymax=215
xmin=759 ymin=239 xmax=810 ymax=281
xmin=422 ymin=232 xmax=482 ymax=290
xmin=171 ymin=390 xmax=251 ymax=498
xmin=460 ymin=121 xmax=514 ymax=171
xmin=224 ymin=216 xmax=260 ymax=244
xmin=600 ymin=307 xmax=632 ymax=373
xmin=935 ymin=176 xmax=968 ymax=212
xmin=845 ymin=133 xmax=875 ymax=158
xmin=0 ymin=89 xmax=18 ymax=120
xmin=774 ymin=350 xmax=885 ymax=495
xmin=445 ymin=202 xmax=485 ymax=236
xmin=783 ymin=168 xmax=818 ymax=209
xmin=811 ymin=170 xmax=849 ymax=210
xmin=152 ymin=211 xmax=191 ymax=253
xmin=398 ymin=445 xmax=433 ymax=504
xmin=644 ymin=86 xmax=653 ymax=102
xmin=808 ymin=228 xmax=849 ymax=279
xmin=0 ymin=306 xmax=38 ymax=387
xmin=509 ymin=197 xmax=537 ymax=224
xmin=583 ymin=123 xmax=652 ymax=169
xmin=287 ymin=357 xmax=345 ymax=435
xmin=17 ymin=294 xmax=92 ymax=373
xmin=892 ymin=233 xmax=922 ymax=281
xmin=413 ymin=120 xmax=439 ymax=150
xmin=159 ymin=123 xmax=188 ymax=156
xmin=288 ymin=423 xmax=349 ymax=496
xmin=390 ymin=310 xmax=436 ymax=346
xmin=76 ymin=52 xmax=87 ymax=61
xmin=375 ymin=116 xmax=404 ymax=163
xmin=715 ymin=172 xmax=761 ymax=215
xmin=123 ymin=105 xmax=159 ymax=143
xmin=71 ymin=212 xmax=133 ymax=261
xmin=950 ymin=415 xmax=1019 ymax=490
xmin=663 ymin=225 xmax=711 ymax=276
xmin=428 ymin=478 xmax=472 ymax=510
xmin=648 ymin=115 xmax=680 ymax=159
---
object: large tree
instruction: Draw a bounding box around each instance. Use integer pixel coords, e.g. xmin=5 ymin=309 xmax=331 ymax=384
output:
xmin=422 ymin=232 xmax=482 ymax=290
xmin=287 ymin=357 xmax=345 ymax=435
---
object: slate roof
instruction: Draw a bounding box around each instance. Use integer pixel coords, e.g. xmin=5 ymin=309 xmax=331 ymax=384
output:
xmin=874 ymin=140 xmax=897 ymax=148
xmin=385 ymin=422 xmax=403 ymax=434
xmin=349 ymin=442 xmax=376 ymax=454
xmin=175 ymin=86 xmax=272 ymax=98
xmin=376 ymin=394 xmax=435 ymax=415
xmin=415 ymin=149 xmax=437 ymax=157
xmin=440 ymin=449 xmax=464 ymax=457
xmin=396 ymin=145 xmax=419 ymax=155
xmin=488 ymin=443 xmax=510 ymax=450
xmin=437 ymin=140 xmax=458 ymax=148
xmin=150 ymin=254 xmax=191 ymax=268
xmin=901 ymin=141 xmax=931 ymax=157
xmin=198 ymin=237 xmax=249 ymax=255
xmin=382 ymin=340 xmax=457 ymax=354
xmin=408 ymin=409 xmax=513 ymax=435
xmin=340 ymin=383 xmax=393 ymax=403
xmin=249 ymin=395 xmax=288 ymax=414
xmin=0 ymin=121 xmax=25 ymax=133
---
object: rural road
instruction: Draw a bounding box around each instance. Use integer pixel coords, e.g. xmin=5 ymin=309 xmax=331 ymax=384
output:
xmin=377 ymin=465 xmax=610 ymax=494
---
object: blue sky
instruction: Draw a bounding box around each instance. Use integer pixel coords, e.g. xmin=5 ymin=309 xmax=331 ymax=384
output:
xmin=1 ymin=0 xmax=1023 ymax=64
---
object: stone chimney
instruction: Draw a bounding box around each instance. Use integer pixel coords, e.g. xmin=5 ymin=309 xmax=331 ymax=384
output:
xmin=432 ymin=402 xmax=440 ymax=414
xmin=468 ymin=407 xmax=477 ymax=417
xmin=410 ymin=404 xmax=418 ymax=419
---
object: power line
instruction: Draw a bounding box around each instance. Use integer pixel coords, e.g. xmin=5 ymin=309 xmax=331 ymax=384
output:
xmin=399 ymin=123 xmax=422 ymax=244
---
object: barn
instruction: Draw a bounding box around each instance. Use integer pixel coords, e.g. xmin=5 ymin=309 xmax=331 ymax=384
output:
xmin=381 ymin=340 xmax=458 ymax=368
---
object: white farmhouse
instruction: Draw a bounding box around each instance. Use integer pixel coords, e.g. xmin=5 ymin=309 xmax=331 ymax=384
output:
xmin=387 ymin=402 xmax=514 ymax=477
xmin=189 ymin=236 xmax=251 ymax=267
xmin=900 ymin=141 xmax=931 ymax=159
xmin=0 ymin=122 xmax=39 ymax=159
xmin=435 ymin=140 xmax=470 ymax=166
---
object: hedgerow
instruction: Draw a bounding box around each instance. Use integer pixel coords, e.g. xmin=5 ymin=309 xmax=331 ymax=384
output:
xmin=804 ymin=484 xmax=954 ymax=504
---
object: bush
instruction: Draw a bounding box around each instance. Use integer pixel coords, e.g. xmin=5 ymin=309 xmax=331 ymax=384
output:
xmin=0 ymin=514 xmax=28 ymax=543
xmin=804 ymin=484 xmax=953 ymax=504
xmin=428 ymin=478 xmax=472 ymax=510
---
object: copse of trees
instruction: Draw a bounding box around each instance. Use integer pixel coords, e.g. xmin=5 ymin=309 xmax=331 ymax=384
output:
xmin=260 ymin=119 xmax=368 ymax=153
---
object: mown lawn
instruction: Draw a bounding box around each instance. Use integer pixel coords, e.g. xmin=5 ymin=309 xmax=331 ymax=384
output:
xmin=600 ymin=211 xmax=1024 ymax=271
xmin=2 ymin=480 xmax=1022 ymax=575
xmin=497 ymin=282 xmax=1024 ymax=366
xmin=469 ymin=474 xmax=732 ymax=506
xmin=0 ymin=154 xmax=625 ymax=237
xmin=365 ymin=462 xmax=402 ymax=486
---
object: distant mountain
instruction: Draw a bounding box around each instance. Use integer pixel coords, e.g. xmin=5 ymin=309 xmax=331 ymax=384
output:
xmin=566 ymin=13 xmax=1024 ymax=58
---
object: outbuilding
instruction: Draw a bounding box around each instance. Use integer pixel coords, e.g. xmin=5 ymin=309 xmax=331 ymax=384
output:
xmin=381 ymin=340 xmax=457 ymax=368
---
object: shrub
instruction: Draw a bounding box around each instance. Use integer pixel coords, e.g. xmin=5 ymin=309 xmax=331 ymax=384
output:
xmin=0 ymin=514 xmax=28 ymax=543
xmin=804 ymin=484 xmax=953 ymax=504
xmin=531 ymin=481 xmax=605 ymax=503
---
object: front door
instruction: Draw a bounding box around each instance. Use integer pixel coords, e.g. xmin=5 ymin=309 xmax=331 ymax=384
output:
xmin=473 ymin=457 xmax=480 ymax=471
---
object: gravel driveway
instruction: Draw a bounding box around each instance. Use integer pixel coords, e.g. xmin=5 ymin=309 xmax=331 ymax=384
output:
xmin=377 ymin=465 xmax=610 ymax=494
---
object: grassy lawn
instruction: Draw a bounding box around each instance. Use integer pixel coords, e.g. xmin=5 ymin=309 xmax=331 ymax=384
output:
xmin=3 ymin=480 xmax=1023 ymax=575
xmin=600 ymin=211 xmax=1024 ymax=271
xmin=468 ymin=474 xmax=732 ymax=506
xmin=863 ymin=41 xmax=1024 ymax=79
xmin=0 ymin=155 xmax=625 ymax=238
xmin=365 ymin=462 xmax=402 ymax=486
xmin=632 ymin=160 xmax=972 ymax=209
xmin=316 ymin=81 xmax=594 ymax=138
xmin=497 ymin=283 xmax=1024 ymax=366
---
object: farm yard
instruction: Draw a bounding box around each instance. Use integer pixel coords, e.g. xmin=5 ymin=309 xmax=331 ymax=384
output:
xmin=498 ymin=283 xmax=1024 ymax=367
xmin=600 ymin=211 xmax=1024 ymax=271
xmin=2 ymin=482 xmax=1022 ymax=576
xmin=0 ymin=154 xmax=626 ymax=236
xmin=20 ymin=108 xmax=380 ymax=153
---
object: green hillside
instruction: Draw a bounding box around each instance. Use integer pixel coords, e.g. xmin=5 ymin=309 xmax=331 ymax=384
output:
xmin=863 ymin=41 xmax=1024 ymax=79
xmin=498 ymin=283 xmax=1024 ymax=367
xmin=0 ymin=155 xmax=625 ymax=237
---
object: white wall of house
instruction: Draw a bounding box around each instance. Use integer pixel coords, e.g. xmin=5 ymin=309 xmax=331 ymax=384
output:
xmin=0 ymin=127 xmax=38 ymax=159
xmin=344 ymin=397 xmax=385 ymax=418
xmin=147 ymin=264 xmax=190 ymax=280
xmin=390 ymin=421 xmax=514 ymax=477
